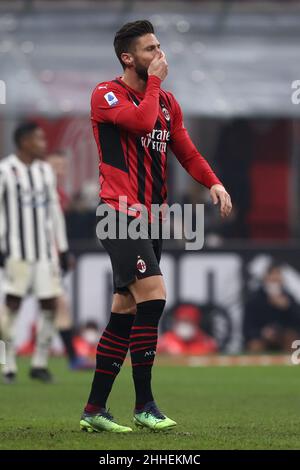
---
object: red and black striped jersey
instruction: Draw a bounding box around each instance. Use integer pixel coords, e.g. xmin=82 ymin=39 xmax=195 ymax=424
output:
xmin=91 ymin=75 xmax=221 ymax=217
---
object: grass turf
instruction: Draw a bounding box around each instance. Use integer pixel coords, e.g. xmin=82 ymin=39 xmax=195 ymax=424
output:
xmin=0 ymin=358 xmax=300 ymax=450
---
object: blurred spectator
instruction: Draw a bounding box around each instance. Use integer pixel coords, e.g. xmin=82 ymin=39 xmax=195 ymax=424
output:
xmin=158 ymin=304 xmax=218 ymax=355
xmin=73 ymin=321 xmax=99 ymax=359
xmin=244 ymin=262 xmax=300 ymax=352
xmin=47 ymin=151 xmax=71 ymax=211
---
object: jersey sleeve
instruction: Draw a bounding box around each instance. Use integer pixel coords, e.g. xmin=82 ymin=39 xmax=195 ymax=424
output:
xmin=169 ymin=94 xmax=222 ymax=189
xmin=91 ymin=76 xmax=162 ymax=135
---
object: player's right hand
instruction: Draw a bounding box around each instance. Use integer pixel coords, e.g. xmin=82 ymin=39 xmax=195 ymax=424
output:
xmin=210 ymin=184 xmax=232 ymax=218
xmin=148 ymin=51 xmax=168 ymax=81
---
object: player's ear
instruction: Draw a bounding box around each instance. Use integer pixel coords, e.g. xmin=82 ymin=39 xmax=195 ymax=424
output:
xmin=121 ymin=52 xmax=134 ymax=67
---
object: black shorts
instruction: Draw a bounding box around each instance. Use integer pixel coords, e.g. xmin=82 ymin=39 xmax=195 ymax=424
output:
xmin=96 ymin=202 xmax=163 ymax=294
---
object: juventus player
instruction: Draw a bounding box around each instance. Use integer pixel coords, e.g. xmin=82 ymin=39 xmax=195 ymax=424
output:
xmin=0 ymin=122 xmax=69 ymax=383
xmin=80 ymin=20 xmax=232 ymax=433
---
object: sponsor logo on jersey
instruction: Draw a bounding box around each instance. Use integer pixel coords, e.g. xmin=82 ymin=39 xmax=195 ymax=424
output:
xmin=141 ymin=128 xmax=170 ymax=152
xmin=104 ymin=91 xmax=119 ymax=106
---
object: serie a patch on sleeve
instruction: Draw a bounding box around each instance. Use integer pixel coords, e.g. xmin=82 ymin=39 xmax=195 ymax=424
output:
xmin=104 ymin=91 xmax=119 ymax=106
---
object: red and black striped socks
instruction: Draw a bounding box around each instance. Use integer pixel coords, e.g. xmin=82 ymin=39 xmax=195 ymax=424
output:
xmin=129 ymin=299 xmax=166 ymax=410
xmin=85 ymin=300 xmax=165 ymax=414
xmin=85 ymin=312 xmax=135 ymax=413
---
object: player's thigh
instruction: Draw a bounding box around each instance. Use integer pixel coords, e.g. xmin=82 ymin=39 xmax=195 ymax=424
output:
xmin=128 ymin=274 xmax=166 ymax=304
xmin=111 ymin=292 xmax=136 ymax=314
xmin=2 ymin=258 xmax=32 ymax=298
xmin=33 ymin=259 xmax=62 ymax=300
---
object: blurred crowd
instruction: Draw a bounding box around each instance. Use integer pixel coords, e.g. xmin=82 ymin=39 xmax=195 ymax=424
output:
xmin=66 ymin=261 xmax=300 ymax=359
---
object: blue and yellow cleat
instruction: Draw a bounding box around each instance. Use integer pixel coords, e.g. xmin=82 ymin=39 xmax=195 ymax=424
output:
xmin=80 ymin=409 xmax=133 ymax=433
xmin=133 ymin=401 xmax=177 ymax=431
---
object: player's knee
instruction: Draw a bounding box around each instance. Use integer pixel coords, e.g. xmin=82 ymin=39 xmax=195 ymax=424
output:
xmin=124 ymin=304 xmax=137 ymax=314
xmin=136 ymin=288 xmax=166 ymax=303
xmin=148 ymin=285 xmax=166 ymax=301
xmin=111 ymin=293 xmax=136 ymax=315
xmin=130 ymin=275 xmax=166 ymax=302
xmin=142 ymin=277 xmax=167 ymax=301
xmin=113 ymin=307 xmax=136 ymax=315
xmin=111 ymin=300 xmax=137 ymax=314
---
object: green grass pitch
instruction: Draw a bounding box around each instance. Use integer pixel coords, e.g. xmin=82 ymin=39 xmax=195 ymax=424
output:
xmin=1 ymin=358 xmax=300 ymax=450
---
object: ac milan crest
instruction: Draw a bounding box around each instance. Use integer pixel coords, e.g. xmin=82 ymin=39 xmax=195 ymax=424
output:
xmin=162 ymin=106 xmax=170 ymax=121
xmin=136 ymin=256 xmax=147 ymax=274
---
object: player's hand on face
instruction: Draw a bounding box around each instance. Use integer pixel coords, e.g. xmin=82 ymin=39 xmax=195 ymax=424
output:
xmin=148 ymin=50 xmax=168 ymax=82
xmin=210 ymin=184 xmax=232 ymax=218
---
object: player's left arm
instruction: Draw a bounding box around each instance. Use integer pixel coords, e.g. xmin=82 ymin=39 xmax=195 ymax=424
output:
xmin=169 ymin=95 xmax=232 ymax=218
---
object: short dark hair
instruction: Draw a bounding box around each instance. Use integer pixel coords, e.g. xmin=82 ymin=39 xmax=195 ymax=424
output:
xmin=14 ymin=121 xmax=39 ymax=149
xmin=114 ymin=20 xmax=154 ymax=69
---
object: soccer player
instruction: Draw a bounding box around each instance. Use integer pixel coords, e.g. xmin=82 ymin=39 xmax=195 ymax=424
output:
xmin=80 ymin=20 xmax=232 ymax=433
xmin=0 ymin=122 xmax=69 ymax=383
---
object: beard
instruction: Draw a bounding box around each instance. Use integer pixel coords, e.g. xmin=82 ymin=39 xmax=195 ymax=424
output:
xmin=134 ymin=62 xmax=148 ymax=82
